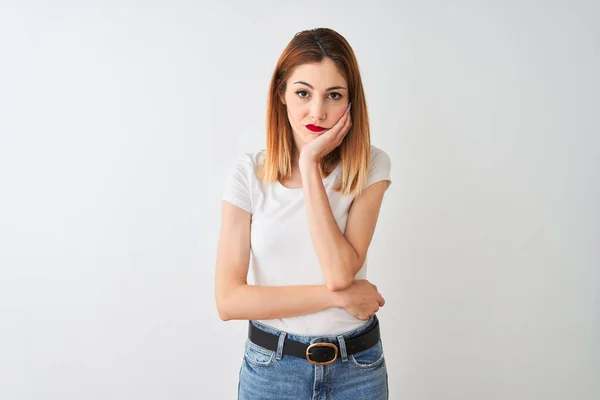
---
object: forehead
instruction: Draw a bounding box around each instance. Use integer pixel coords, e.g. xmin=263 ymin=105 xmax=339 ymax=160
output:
xmin=288 ymin=58 xmax=347 ymax=88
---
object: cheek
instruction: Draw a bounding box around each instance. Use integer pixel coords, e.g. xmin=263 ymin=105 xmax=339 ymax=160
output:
xmin=287 ymin=104 xmax=307 ymax=123
xmin=331 ymin=107 xmax=347 ymax=122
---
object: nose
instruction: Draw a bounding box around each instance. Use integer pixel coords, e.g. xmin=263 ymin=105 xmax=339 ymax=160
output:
xmin=310 ymin=99 xmax=326 ymax=123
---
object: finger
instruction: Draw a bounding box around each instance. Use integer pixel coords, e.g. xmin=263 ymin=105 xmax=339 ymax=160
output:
xmin=340 ymin=106 xmax=351 ymax=128
xmin=336 ymin=113 xmax=352 ymax=143
xmin=330 ymin=105 xmax=351 ymax=133
xmin=328 ymin=118 xmax=350 ymax=148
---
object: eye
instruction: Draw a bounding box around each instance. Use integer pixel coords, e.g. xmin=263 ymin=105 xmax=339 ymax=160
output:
xmin=295 ymin=90 xmax=309 ymax=98
xmin=294 ymin=90 xmax=344 ymax=100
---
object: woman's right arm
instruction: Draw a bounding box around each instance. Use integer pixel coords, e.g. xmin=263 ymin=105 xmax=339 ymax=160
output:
xmin=214 ymin=201 xmax=343 ymax=321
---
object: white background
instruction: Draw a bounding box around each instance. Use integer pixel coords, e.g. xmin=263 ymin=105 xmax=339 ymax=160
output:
xmin=1 ymin=1 xmax=598 ymax=399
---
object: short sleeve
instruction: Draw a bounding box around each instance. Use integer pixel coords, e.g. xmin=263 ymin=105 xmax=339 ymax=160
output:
xmin=366 ymin=146 xmax=392 ymax=189
xmin=222 ymin=153 xmax=253 ymax=214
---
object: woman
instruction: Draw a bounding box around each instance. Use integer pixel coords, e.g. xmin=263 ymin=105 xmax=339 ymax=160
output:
xmin=215 ymin=28 xmax=392 ymax=399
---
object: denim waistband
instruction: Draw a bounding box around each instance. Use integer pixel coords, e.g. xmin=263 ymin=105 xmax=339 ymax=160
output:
xmin=249 ymin=314 xmax=379 ymax=345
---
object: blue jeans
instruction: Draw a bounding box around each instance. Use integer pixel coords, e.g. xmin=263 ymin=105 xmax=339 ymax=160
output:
xmin=238 ymin=314 xmax=388 ymax=400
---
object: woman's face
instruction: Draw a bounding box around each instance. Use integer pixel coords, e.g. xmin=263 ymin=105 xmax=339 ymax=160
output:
xmin=281 ymin=57 xmax=350 ymax=151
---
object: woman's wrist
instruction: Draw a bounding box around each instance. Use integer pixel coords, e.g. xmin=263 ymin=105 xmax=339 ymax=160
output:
xmin=298 ymin=152 xmax=319 ymax=173
xmin=324 ymin=285 xmax=346 ymax=308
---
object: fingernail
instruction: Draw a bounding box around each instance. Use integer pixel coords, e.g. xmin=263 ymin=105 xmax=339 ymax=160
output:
xmin=348 ymin=102 xmax=352 ymax=111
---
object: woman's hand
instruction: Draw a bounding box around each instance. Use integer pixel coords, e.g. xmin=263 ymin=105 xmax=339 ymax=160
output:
xmin=299 ymin=102 xmax=352 ymax=165
xmin=334 ymin=279 xmax=385 ymax=321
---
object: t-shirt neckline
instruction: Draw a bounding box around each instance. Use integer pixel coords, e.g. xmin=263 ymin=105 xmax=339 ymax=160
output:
xmin=275 ymin=162 xmax=341 ymax=193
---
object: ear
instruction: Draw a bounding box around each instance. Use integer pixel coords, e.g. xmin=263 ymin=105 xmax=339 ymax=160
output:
xmin=279 ymin=93 xmax=286 ymax=105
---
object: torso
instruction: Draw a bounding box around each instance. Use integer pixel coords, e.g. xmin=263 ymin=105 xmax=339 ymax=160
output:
xmin=225 ymin=145 xmax=390 ymax=336
xmin=248 ymin=150 xmax=369 ymax=336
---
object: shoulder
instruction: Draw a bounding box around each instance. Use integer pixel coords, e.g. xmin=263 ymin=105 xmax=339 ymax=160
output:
xmin=369 ymin=144 xmax=391 ymax=165
xmin=365 ymin=144 xmax=392 ymax=189
xmin=367 ymin=144 xmax=392 ymax=175
xmin=229 ymin=149 xmax=266 ymax=176
xmin=222 ymin=149 xmax=265 ymax=214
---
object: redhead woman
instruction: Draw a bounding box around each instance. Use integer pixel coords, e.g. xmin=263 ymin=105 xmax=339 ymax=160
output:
xmin=215 ymin=28 xmax=392 ymax=399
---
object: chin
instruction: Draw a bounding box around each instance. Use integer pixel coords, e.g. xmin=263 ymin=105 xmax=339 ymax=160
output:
xmin=292 ymin=126 xmax=321 ymax=145
xmin=303 ymin=133 xmax=321 ymax=142
xmin=294 ymin=130 xmax=315 ymax=142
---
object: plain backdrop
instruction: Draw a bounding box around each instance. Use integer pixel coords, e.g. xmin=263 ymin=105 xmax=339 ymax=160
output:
xmin=0 ymin=1 xmax=598 ymax=399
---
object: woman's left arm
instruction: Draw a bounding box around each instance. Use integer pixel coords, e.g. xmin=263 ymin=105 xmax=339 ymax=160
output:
xmin=300 ymin=159 xmax=389 ymax=292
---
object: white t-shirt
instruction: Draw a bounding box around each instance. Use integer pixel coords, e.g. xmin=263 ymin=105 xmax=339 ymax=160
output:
xmin=222 ymin=145 xmax=392 ymax=336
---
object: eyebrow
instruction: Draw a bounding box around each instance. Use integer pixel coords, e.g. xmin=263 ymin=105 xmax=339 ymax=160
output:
xmin=293 ymin=81 xmax=347 ymax=91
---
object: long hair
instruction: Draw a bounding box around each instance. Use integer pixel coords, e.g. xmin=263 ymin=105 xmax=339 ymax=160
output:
xmin=257 ymin=28 xmax=371 ymax=196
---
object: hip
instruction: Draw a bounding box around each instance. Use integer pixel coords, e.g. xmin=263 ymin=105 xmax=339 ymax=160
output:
xmin=238 ymin=314 xmax=388 ymax=400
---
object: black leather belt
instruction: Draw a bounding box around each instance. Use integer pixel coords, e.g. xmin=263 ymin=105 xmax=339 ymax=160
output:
xmin=248 ymin=317 xmax=381 ymax=365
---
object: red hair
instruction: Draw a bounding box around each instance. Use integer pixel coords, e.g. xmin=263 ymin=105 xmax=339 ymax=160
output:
xmin=258 ymin=28 xmax=371 ymax=196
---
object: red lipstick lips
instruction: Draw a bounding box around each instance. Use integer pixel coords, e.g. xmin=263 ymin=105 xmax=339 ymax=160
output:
xmin=306 ymin=124 xmax=327 ymax=132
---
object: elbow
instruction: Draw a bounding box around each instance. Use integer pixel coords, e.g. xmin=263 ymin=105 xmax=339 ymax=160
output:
xmin=216 ymin=282 xmax=245 ymax=321
xmin=219 ymin=313 xmax=231 ymax=322
xmin=218 ymin=305 xmax=231 ymax=321
xmin=325 ymin=257 xmax=360 ymax=291
xmin=216 ymin=298 xmax=231 ymax=321
xmin=326 ymin=274 xmax=354 ymax=292
xmin=216 ymin=290 xmax=235 ymax=321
